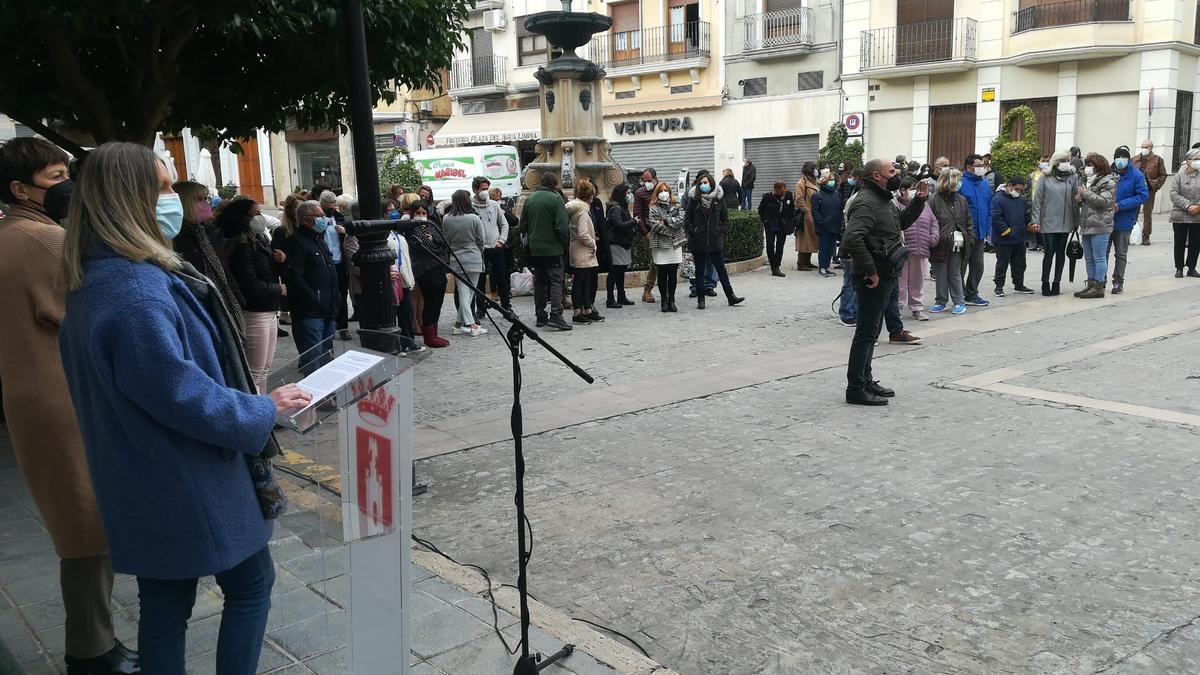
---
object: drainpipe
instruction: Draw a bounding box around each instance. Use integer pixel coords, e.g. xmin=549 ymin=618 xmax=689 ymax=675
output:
xmin=835 ymin=0 xmax=845 ymax=120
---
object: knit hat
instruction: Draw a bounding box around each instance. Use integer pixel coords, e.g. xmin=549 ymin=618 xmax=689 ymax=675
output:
xmin=1114 ymin=146 xmax=1131 ymax=160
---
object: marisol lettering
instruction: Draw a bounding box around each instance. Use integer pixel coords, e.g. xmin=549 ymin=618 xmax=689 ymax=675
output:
xmin=613 ymin=116 xmax=694 ymax=136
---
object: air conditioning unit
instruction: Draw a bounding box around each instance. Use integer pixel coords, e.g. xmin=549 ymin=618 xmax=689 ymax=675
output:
xmin=483 ymin=9 xmax=506 ymax=30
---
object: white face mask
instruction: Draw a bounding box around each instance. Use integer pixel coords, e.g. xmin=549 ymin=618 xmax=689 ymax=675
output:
xmin=1191 ymin=160 xmax=1200 ymax=171
xmin=249 ymin=214 xmax=269 ymax=235
xmin=974 ymin=166 xmax=988 ymax=177
xmin=644 ymin=181 xmax=655 ymax=191
xmin=1057 ymin=162 xmax=1073 ymax=172
xmin=657 ymin=191 xmax=670 ymax=202
xmin=477 ymin=190 xmax=489 ymax=201
xmin=1140 ymin=148 xmax=1152 ymax=156
xmin=1008 ymin=188 xmax=1021 ymax=198
xmin=1084 ymin=166 xmax=1095 ymax=178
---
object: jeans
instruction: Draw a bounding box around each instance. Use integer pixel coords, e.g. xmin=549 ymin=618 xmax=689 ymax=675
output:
xmin=885 ymin=275 xmax=903 ymax=336
xmin=993 ymin=244 xmax=1027 ymax=288
xmin=846 ymin=275 xmax=895 ymax=390
xmin=335 ymin=262 xmax=350 ymax=330
xmin=1173 ymin=222 xmax=1200 ymax=270
xmin=137 ymin=547 xmax=275 ymax=675
xmin=691 ymin=250 xmax=732 ymax=295
xmin=897 ymin=255 xmax=927 ymax=312
xmin=293 ymin=317 xmax=335 ymax=374
xmin=478 ymin=247 xmax=511 ymax=311
xmin=1106 ymin=230 xmax=1131 ymax=281
xmin=1041 ymin=232 xmax=1068 ymax=283
xmin=741 ymin=188 xmax=753 ymax=211
xmin=933 ymin=251 xmax=966 ymax=306
xmin=960 ymin=239 xmax=985 ymax=300
xmin=454 ymin=274 xmax=476 ymax=326
xmin=839 ymin=262 xmax=857 ymax=322
xmin=818 ymin=233 xmax=839 ymax=270
xmin=396 ymin=291 xmax=415 ymax=341
xmin=690 ymin=258 xmax=718 ymax=293
xmin=765 ymin=229 xmax=787 ymax=270
xmin=530 ymin=255 xmax=565 ymax=318
xmin=1083 ymin=233 xmax=1110 ymax=282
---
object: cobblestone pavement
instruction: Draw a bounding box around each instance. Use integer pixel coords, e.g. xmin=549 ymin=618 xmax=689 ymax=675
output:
xmin=404 ymin=239 xmax=1200 ymax=673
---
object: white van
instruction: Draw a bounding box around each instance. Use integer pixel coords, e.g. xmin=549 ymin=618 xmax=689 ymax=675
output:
xmin=407 ymin=145 xmax=523 ymax=201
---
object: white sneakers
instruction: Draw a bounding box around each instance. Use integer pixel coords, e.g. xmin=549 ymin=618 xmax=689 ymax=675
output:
xmin=452 ymin=325 xmax=488 ymax=337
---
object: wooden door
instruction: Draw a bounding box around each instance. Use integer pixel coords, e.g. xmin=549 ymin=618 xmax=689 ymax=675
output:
xmin=897 ymin=0 xmax=953 ymax=65
xmin=162 ymin=136 xmax=188 ymax=182
xmin=471 ymin=29 xmax=495 ymax=86
xmin=235 ymin=137 xmax=265 ymax=204
xmin=929 ymin=104 xmax=977 ymax=167
xmin=611 ymin=2 xmax=641 ymax=65
xmin=1000 ymin=98 xmax=1057 ymax=156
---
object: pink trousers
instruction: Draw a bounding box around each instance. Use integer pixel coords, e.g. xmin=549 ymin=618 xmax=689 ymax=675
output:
xmin=898 ymin=255 xmax=928 ymax=312
xmin=242 ymin=310 xmax=278 ymax=394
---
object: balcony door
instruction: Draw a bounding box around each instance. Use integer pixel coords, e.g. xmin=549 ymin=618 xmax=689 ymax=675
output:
xmin=764 ymin=0 xmax=805 ymax=43
xmin=471 ymin=28 xmax=495 ymax=87
xmin=611 ymin=1 xmax=641 ymax=65
xmin=668 ymin=0 xmax=700 ymax=57
xmin=896 ymin=0 xmax=953 ymax=65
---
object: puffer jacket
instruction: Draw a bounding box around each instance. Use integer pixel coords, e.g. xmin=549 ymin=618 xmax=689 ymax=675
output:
xmin=840 ymin=179 xmax=928 ymax=278
xmin=1168 ymin=168 xmax=1200 ymax=224
xmin=684 ymin=185 xmax=728 ymax=253
xmin=991 ymin=189 xmax=1030 ymax=244
xmin=1079 ymin=172 xmax=1116 ymax=236
xmin=895 ymin=195 xmax=939 ymax=257
xmin=1113 ymin=165 xmax=1149 ymax=232
xmin=927 ymin=191 xmax=976 ymax=263
xmin=566 ymin=199 xmax=598 ymax=268
xmin=811 ymin=186 xmax=845 ymax=236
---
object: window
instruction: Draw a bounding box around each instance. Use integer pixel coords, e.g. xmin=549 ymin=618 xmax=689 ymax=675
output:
xmin=670 ymin=84 xmax=693 ymax=94
xmin=743 ymin=77 xmax=767 ymax=97
xmin=1173 ymin=90 xmax=1194 ymax=169
xmin=616 ymin=90 xmax=636 ymax=99
xmin=518 ymin=18 xmax=549 ymax=66
xmin=797 ymin=71 xmax=823 ymax=91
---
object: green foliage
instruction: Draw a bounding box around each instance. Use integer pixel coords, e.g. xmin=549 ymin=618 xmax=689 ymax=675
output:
xmin=818 ymin=123 xmax=865 ymax=170
xmin=990 ymin=106 xmax=1040 ymax=183
xmin=218 ymin=183 xmax=239 ymax=200
xmin=0 ymin=0 xmax=468 ymax=149
xmin=378 ymin=147 xmax=423 ymax=196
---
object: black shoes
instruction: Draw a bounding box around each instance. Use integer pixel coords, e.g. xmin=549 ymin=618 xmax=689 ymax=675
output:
xmin=572 ymin=314 xmax=592 ymax=324
xmin=1189 ymin=269 xmax=1200 ymax=278
xmin=1041 ymin=281 xmax=1052 ymax=296
xmin=661 ymin=301 xmax=671 ymax=313
xmin=771 ymin=267 xmax=786 ymax=277
xmin=688 ymin=290 xmax=699 ymax=298
xmin=668 ymin=300 xmax=678 ymax=313
xmin=277 ymin=327 xmax=289 ymax=338
xmin=536 ymin=315 xmax=549 ymax=328
xmin=846 ymin=388 xmax=889 ymax=406
xmin=865 ymin=381 xmax=895 ymax=397
xmin=726 ymin=291 xmax=745 ymax=306
xmin=1013 ymin=285 xmax=1035 ymax=294
xmin=65 ymin=640 xmax=139 ymax=675
xmin=606 ymin=299 xmax=622 ymax=309
xmin=705 ymin=288 xmax=718 ymax=297
xmin=619 ymin=296 xmax=635 ymax=305
xmin=697 ymin=296 xmax=706 ymax=310
xmin=1176 ymin=268 xmax=1185 ymax=278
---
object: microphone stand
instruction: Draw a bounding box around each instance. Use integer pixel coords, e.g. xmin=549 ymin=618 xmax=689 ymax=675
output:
xmin=349 ymin=218 xmax=593 ymax=673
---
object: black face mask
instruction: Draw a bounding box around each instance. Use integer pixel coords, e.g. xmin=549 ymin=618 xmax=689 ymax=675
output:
xmin=27 ymin=179 xmax=75 ymax=222
xmin=885 ymin=174 xmax=903 ymax=192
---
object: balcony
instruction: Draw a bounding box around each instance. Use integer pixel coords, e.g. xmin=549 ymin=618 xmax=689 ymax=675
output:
xmin=589 ymin=22 xmax=711 ymax=76
xmin=1013 ymin=0 xmax=1130 ymax=33
xmin=859 ymin=17 xmax=976 ymax=75
xmin=744 ymin=7 xmax=814 ymax=57
xmin=449 ymin=56 xmax=508 ymax=98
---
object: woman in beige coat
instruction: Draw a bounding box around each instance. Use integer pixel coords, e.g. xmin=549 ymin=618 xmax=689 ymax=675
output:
xmin=568 ymin=179 xmax=602 ymax=323
xmin=0 ymin=138 xmax=135 ymax=672
xmin=793 ymin=161 xmax=821 ymax=270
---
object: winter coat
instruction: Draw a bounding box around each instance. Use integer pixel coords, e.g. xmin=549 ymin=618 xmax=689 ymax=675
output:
xmin=793 ymin=175 xmax=820 ymax=252
xmin=225 ymin=234 xmax=283 ymax=312
xmin=59 ymin=245 xmax=277 ymax=579
xmin=1168 ymin=168 xmax=1200 ymax=224
xmin=958 ymin=171 xmax=993 ymax=241
xmin=590 ymin=197 xmax=611 ymax=272
xmin=741 ymin=162 xmax=757 ymax=190
xmin=1133 ymin=152 xmax=1168 ymax=192
xmin=281 ymin=228 xmax=339 ymax=320
xmin=1113 ymin=165 xmax=1149 ymax=232
xmin=991 ymin=190 xmax=1031 ymax=245
xmin=0 ymin=204 xmax=107 ymax=560
xmin=1079 ymin=172 xmax=1117 ymax=236
xmin=403 ymin=219 xmax=451 ymax=278
xmin=606 ymin=202 xmax=638 ymax=248
xmin=841 ymin=179 xmax=928 ymax=278
xmin=719 ymin=176 xmax=742 ymax=208
xmin=649 ymin=199 xmax=687 ymax=251
xmin=1031 ymin=171 xmax=1080 ymax=234
xmin=684 ymin=186 xmax=729 ymax=253
xmin=567 ymin=199 xmax=599 ymax=268
xmin=895 ymin=196 xmax=939 ymax=257
xmin=520 ymin=186 xmax=570 ymax=257
xmin=928 ymin=191 xmax=976 ymax=263
xmin=442 ymin=212 xmax=487 ymax=275
xmin=757 ymin=190 xmax=796 ymax=235
xmin=471 ymin=197 xmax=508 ymax=247
xmin=633 ymin=184 xmax=653 ymax=234
xmin=838 ymin=179 xmax=856 ymax=203
xmin=811 ymin=186 xmax=845 ymax=236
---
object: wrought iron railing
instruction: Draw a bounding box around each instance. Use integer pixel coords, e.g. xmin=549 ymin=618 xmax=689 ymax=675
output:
xmin=589 ymin=21 xmax=711 ymax=69
xmin=744 ymin=7 xmax=814 ymax=51
xmin=450 ymin=55 xmax=508 ymax=91
xmin=860 ymin=17 xmax=976 ymax=70
xmin=1013 ymin=0 xmax=1130 ymax=33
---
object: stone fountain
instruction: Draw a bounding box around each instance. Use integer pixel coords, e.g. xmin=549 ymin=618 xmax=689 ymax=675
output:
xmin=521 ymin=2 xmax=625 ymax=199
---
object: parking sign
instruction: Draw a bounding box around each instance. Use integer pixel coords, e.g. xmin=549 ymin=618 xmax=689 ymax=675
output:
xmin=843 ymin=112 xmax=864 ymax=137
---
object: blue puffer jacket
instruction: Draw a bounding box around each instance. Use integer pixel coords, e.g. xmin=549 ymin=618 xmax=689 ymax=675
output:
xmin=60 ymin=245 xmax=276 ymax=579
xmin=991 ymin=189 xmax=1030 ymax=244
xmin=959 ymin=172 xmax=993 ymax=241
xmin=1113 ymin=165 xmax=1149 ymax=232
xmin=811 ymin=185 xmax=845 ymax=236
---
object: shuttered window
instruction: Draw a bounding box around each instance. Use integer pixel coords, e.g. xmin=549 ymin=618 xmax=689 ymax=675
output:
xmin=744 ymin=135 xmax=819 ymax=190
xmin=743 ymin=77 xmax=767 ymax=97
xmin=797 ymin=71 xmax=823 ymax=91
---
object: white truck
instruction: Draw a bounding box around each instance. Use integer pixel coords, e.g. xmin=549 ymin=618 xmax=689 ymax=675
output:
xmin=407 ymin=145 xmax=523 ymax=201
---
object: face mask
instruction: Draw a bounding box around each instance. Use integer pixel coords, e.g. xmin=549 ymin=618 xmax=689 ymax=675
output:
xmin=626 ymin=193 xmax=635 ymax=205
xmin=1191 ymin=160 xmax=1200 ymax=171
xmin=387 ymin=209 xmax=401 ymax=220
xmin=476 ymin=190 xmax=489 ymax=201
xmin=885 ymin=174 xmax=902 ymax=191
xmin=1008 ymin=188 xmax=1021 ymax=198
xmin=194 ymin=200 xmax=213 ymax=222
xmin=1039 ymin=162 xmax=1050 ymax=171
xmin=1140 ymin=148 xmax=1151 ymax=156
xmin=825 ymin=181 xmax=836 ymax=189
xmin=658 ymin=191 xmax=669 ymax=202
xmin=699 ymin=183 xmax=712 ymax=194
xmin=1084 ymin=166 xmax=1095 ymax=178
xmin=1057 ymin=162 xmax=1072 ymax=173
xmin=38 ymin=179 xmax=75 ymax=222
xmin=811 ymin=170 xmax=820 ymax=178
xmin=644 ymin=181 xmax=655 ymax=191
xmin=156 ymin=193 xmax=185 ymax=241
xmin=974 ymin=167 xmax=988 ymax=177
xmin=954 ymin=181 xmax=963 ymax=192
xmin=847 ymin=178 xmax=857 ymax=186
xmin=249 ymin=214 xmax=269 ymax=235
xmin=904 ymin=189 xmax=916 ymax=201
xmin=1114 ymin=158 xmax=1129 ymax=170
xmin=313 ymin=216 xmax=331 ymax=234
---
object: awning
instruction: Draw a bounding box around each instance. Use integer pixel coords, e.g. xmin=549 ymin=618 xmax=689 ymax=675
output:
xmin=603 ymin=95 xmax=723 ymax=117
xmin=434 ymin=109 xmax=541 ymax=146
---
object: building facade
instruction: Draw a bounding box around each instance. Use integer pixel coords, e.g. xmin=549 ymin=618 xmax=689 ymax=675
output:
xmin=842 ymin=0 xmax=1200 ymax=170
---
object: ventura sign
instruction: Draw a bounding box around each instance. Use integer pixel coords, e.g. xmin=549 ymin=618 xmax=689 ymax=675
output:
xmin=613 ymin=117 xmax=695 ymax=136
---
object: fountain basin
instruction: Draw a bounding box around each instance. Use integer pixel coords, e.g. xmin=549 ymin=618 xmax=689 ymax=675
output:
xmin=523 ymin=11 xmax=613 ymax=52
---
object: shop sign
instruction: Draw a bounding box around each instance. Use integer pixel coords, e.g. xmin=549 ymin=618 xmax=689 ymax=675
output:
xmin=438 ymin=130 xmax=539 ymax=145
xmin=613 ymin=117 xmax=694 ymax=136
xmin=981 ymin=87 xmax=996 ymax=103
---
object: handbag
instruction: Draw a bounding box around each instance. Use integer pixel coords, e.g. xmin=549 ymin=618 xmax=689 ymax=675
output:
xmin=1066 ymin=228 xmax=1084 ymax=282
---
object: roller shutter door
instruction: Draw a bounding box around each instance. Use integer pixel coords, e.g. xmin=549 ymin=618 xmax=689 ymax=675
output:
xmin=610 ymin=136 xmax=715 ymax=188
xmin=743 ymin=134 xmax=818 ymax=190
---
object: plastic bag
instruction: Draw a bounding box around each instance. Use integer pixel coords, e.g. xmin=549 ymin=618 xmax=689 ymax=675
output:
xmin=680 ymin=252 xmax=696 ymax=280
xmin=510 ymin=268 xmax=535 ymax=296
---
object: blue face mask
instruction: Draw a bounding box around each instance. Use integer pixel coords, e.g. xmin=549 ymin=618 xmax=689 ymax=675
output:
xmin=825 ymin=181 xmax=836 ymax=189
xmin=1114 ymin=158 xmax=1129 ymax=170
xmin=699 ymin=183 xmax=712 ymax=194
xmin=313 ymin=216 xmax=331 ymax=234
xmin=387 ymin=209 xmax=401 ymax=220
xmin=847 ymin=178 xmax=857 ymax=186
xmin=156 ymin=193 xmax=184 ymax=240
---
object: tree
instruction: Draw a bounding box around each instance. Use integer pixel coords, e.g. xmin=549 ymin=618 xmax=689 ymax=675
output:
xmin=990 ymin=106 xmax=1040 ymax=183
xmin=378 ymin=147 xmax=423 ymax=196
xmin=0 ymin=0 xmax=467 ymax=155
xmin=818 ymin=122 xmax=865 ymax=170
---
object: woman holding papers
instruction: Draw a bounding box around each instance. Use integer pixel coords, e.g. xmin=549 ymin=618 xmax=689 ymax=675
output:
xmin=56 ymin=142 xmax=311 ymax=675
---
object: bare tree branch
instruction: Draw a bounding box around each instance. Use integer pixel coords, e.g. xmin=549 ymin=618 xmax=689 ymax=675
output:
xmin=0 ymin=110 xmax=90 ymax=158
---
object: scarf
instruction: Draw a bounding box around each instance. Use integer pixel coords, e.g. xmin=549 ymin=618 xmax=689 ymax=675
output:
xmin=188 ymin=222 xmax=246 ymax=333
xmin=175 ymin=262 xmax=287 ymax=520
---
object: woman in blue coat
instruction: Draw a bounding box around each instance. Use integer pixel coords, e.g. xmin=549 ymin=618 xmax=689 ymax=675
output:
xmin=58 ymin=143 xmax=311 ymax=675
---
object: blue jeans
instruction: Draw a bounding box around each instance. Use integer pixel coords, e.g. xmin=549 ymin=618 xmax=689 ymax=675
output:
xmin=293 ymin=317 xmax=336 ymax=374
xmin=839 ymin=262 xmax=857 ymax=322
xmin=818 ymin=233 xmax=839 ymax=270
xmin=1083 ymin=232 xmax=1110 ymax=282
xmin=691 ymin=250 xmax=732 ymax=294
xmin=137 ymin=547 xmax=275 ymax=675
xmin=740 ymin=189 xmax=753 ymax=211
xmin=690 ymin=258 xmax=718 ymax=293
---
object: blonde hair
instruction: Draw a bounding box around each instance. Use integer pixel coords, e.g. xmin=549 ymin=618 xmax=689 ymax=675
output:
xmin=575 ymin=178 xmax=596 ymax=203
xmin=62 ymin=142 xmax=180 ymax=291
xmin=280 ymin=193 xmax=302 ymax=235
xmin=936 ymin=168 xmax=963 ymax=194
xmin=399 ymin=192 xmax=423 ymax=212
xmin=172 ymin=181 xmax=209 ymax=224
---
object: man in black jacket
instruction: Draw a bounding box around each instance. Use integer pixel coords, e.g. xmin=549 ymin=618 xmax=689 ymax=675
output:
xmin=282 ymin=200 xmax=340 ymax=372
xmin=841 ymin=158 xmax=929 ymax=406
xmin=740 ymin=159 xmax=757 ymax=210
